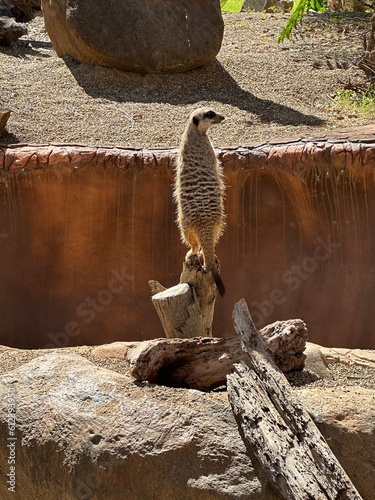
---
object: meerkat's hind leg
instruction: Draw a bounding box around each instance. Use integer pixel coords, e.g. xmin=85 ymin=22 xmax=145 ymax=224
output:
xmin=183 ymin=227 xmax=200 ymax=261
xmin=197 ymin=231 xmax=226 ymax=296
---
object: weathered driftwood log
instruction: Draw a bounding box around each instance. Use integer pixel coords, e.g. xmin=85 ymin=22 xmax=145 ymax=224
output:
xmin=227 ymin=299 xmax=362 ymax=500
xmin=0 ymin=109 xmax=11 ymax=135
xmin=149 ymin=253 xmax=220 ymax=339
xmin=128 ymin=336 xmax=247 ymax=390
xmin=128 ymin=318 xmax=307 ymax=390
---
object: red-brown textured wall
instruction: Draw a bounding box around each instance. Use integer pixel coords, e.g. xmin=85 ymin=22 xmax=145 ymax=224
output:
xmin=0 ymin=133 xmax=375 ymax=349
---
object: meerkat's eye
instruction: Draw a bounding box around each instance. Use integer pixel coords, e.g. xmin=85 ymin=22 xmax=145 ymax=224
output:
xmin=193 ymin=116 xmax=199 ymax=126
xmin=205 ymin=111 xmax=216 ymax=119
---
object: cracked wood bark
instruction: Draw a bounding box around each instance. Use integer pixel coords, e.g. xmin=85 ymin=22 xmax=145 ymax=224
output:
xmin=128 ymin=319 xmax=307 ymax=390
xmin=149 ymin=254 xmax=219 ymax=339
xmin=227 ymin=299 xmax=362 ymax=500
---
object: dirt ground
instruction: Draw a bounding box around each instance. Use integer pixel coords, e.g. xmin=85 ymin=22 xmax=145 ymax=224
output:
xmin=0 ymin=11 xmax=372 ymax=148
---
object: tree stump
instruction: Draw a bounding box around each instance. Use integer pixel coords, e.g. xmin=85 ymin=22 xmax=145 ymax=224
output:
xmin=149 ymin=253 xmax=220 ymax=338
xmin=227 ymin=299 xmax=362 ymax=500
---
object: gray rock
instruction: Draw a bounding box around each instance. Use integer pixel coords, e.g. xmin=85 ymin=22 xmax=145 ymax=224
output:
xmin=9 ymin=0 xmax=41 ymax=22
xmin=0 ymin=15 xmax=26 ymax=45
xmin=0 ymin=0 xmax=40 ymax=45
xmin=0 ymin=350 xmax=373 ymax=499
xmin=304 ymin=341 xmax=334 ymax=380
xmin=0 ymin=352 xmax=280 ymax=499
xmin=41 ymin=0 xmax=224 ymax=73
xmin=298 ymin=386 xmax=375 ymax=500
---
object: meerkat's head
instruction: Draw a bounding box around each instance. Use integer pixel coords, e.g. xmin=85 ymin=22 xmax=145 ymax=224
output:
xmin=189 ymin=108 xmax=225 ymax=134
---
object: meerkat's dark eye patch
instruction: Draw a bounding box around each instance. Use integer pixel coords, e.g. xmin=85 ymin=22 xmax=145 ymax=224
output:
xmin=193 ymin=116 xmax=199 ymax=126
xmin=204 ymin=111 xmax=216 ymax=119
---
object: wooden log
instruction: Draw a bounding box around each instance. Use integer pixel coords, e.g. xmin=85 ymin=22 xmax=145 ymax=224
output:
xmin=128 ymin=318 xmax=308 ymax=390
xmin=149 ymin=253 xmax=219 ymax=338
xmin=128 ymin=336 xmax=247 ymax=390
xmin=227 ymin=299 xmax=362 ymax=500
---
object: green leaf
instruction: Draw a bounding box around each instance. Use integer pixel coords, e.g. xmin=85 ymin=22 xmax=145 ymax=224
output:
xmin=278 ymin=0 xmax=326 ymax=43
xmin=220 ymin=0 xmax=245 ymax=12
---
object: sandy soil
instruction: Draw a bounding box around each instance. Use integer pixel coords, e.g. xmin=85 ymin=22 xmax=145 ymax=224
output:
xmin=0 ymin=11 xmax=372 ymax=148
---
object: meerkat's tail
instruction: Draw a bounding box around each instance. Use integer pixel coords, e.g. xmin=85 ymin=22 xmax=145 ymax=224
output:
xmin=212 ymin=271 xmax=226 ymax=296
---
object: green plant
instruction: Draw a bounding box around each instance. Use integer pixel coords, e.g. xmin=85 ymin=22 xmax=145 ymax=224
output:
xmin=220 ymin=0 xmax=245 ymax=12
xmin=278 ymin=0 xmax=327 ymax=43
xmin=333 ymin=86 xmax=375 ymax=117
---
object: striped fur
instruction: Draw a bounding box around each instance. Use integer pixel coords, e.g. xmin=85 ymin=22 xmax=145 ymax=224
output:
xmin=174 ymin=107 xmax=226 ymax=296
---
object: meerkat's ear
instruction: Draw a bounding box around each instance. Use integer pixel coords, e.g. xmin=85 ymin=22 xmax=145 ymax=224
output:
xmin=193 ymin=116 xmax=199 ymax=126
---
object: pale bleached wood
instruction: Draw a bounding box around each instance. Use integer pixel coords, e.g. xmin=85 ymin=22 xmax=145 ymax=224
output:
xmin=227 ymin=299 xmax=362 ymax=500
xmin=151 ymin=283 xmax=206 ymax=339
xmin=149 ymin=253 xmax=219 ymax=339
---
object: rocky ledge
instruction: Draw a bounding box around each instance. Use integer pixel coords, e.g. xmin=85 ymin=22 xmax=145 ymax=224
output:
xmin=0 ymin=342 xmax=374 ymax=499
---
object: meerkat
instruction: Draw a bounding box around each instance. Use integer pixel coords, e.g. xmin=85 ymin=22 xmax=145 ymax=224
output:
xmin=174 ymin=107 xmax=226 ymax=296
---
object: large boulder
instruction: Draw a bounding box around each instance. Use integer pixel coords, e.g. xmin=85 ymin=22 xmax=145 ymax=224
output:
xmin=0 ymin=345 xmax=374 ymax=499
xmin=41 ymin=0 xmax=224 ymax=73
xmin=297 ymin=385 xmax=375 ymax=500
xmin=0 ymin=351 xmax=280 ymax=500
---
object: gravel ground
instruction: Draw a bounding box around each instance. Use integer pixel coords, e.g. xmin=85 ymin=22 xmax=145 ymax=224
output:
xmin=1 ymin=345 xmax=374 ymax=391
xmin=0 ymin=11 xmax=372 ymax=148
xmin=285 ymin=363 xmax=375 ymax=390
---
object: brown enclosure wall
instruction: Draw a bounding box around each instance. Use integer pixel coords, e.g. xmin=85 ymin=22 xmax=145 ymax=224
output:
xmin=0 ymin=135 xmax=375 ymax=349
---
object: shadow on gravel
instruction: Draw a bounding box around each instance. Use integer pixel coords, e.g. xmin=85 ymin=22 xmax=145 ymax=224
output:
xmin=0 ymin=131 xmax=20 ymax=144
xmin=66 ymin=58 xmax=325 ymax=127
xmin=0 ymin=39 xmax=52 ymax=58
